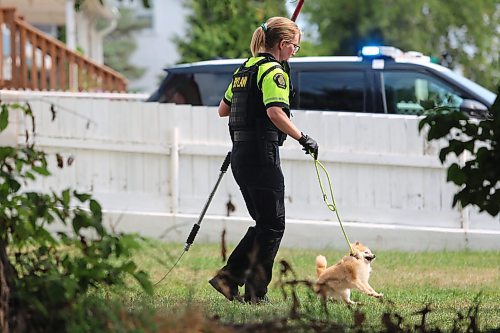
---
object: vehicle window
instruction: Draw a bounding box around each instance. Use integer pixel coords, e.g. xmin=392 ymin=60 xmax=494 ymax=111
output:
xmin=159 ymin=74 xmax=202 ymax=105
xmin=194 ymin=73 xmax=232 ymax=106
xmin=383 ymin=71 xmax=464 ymax=115
xmin=298 ymin=71 xmax=365 ymax=112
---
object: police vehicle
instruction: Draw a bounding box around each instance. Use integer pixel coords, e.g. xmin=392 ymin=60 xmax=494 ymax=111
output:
xmin=147 ymin=46 xmax=496 ymax=117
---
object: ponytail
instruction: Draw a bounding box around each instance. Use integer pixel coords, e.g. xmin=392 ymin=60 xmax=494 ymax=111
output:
xmin=250 ymin=26 xmax=266 ymax=56
xmin=249 ymin=17 xmax=300 ymax=57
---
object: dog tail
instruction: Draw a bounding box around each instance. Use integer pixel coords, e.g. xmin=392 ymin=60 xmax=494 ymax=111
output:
xmin=316 ymin=255 xmax=327 ymax=277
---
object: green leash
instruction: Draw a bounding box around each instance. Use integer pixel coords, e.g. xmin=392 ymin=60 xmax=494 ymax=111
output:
xmin=311 ymin=156 xmax=355 ymax=255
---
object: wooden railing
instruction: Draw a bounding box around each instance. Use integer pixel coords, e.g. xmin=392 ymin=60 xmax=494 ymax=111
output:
xmin=0 ymin=7 xmax=127 ymax=92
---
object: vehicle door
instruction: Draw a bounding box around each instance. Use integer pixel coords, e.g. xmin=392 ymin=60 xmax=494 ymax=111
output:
xmin=375 ymin=66 xmax=471 ymax=115
xmin=294 ymin=64 xmax=374 ymax=113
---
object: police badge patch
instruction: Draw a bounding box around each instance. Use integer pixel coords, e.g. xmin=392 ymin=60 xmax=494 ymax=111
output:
xmin=273 ymin=73 xmax=287 ymax=89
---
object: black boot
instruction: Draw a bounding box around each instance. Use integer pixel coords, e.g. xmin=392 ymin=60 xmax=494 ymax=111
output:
xmin=208 ymin=273 xmax=242 ymax=302
xmin=209 ymin=227 xmax=257 ymax=302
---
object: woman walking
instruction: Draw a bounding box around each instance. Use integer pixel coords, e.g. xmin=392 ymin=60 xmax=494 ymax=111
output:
xmin=209 ymin=16 xmax=319 ymax=304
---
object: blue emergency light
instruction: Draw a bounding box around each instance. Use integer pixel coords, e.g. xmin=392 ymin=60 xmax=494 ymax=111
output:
xmin=361 ymin=46 xmax=381 ymax=56
xmin=360 ymin=46 xmax=403 ymax=59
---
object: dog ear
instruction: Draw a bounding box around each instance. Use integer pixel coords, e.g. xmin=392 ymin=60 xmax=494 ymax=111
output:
xmin=355 ymin=241 xmax=360 ymax=245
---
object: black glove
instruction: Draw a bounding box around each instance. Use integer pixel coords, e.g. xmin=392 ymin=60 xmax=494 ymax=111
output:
xmin=298 ymin=132 xmax=318 ymax=160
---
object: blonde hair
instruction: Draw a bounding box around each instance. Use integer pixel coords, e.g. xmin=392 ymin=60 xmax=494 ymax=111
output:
xmin=250 ymin=17 xmax=300 ymax=57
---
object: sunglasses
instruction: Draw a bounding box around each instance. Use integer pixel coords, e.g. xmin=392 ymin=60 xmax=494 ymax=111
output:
xmin=287 ymin=41 xmax=301 ymax=53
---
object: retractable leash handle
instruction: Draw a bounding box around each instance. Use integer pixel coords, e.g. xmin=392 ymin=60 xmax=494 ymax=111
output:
xmin=184 ymin=151 xmax=231 ymax=251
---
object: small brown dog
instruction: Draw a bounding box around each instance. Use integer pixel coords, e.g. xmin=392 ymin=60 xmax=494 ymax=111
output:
xmin=315 ymin=241 xmax=383 ymax=305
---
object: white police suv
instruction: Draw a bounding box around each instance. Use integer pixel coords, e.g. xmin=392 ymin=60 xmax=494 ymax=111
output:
xmin=147 ymin=46 xmax=496 ymax=117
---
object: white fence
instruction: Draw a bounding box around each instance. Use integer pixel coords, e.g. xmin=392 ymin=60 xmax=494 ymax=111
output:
xmin=1 ymin=90 xmax=498 ymax=251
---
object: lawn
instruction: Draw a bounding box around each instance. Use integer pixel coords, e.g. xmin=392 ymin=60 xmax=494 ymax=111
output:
xmin=111 ymin=239 xmax=499 ymax=332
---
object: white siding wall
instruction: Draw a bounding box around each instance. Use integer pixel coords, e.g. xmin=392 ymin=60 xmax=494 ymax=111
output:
xmin=127 ymin=0 xmax=188 ymax=92
xmin=1 ymin=90 xmax=498 ymax=251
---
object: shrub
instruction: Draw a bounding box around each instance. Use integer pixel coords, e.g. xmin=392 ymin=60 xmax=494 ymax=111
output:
xmin=0 ymin=102 xmax=152 ymax=333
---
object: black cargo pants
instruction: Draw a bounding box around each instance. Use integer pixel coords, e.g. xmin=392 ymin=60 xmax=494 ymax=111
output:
xmin=219 ymin=139 xmax=285 ymax=300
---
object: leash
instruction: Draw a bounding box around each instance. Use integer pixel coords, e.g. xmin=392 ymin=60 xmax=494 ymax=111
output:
xmin=310 ymin=155 xmax=355 ymax=255
xmin=154 ymin=152 xmax=232 ymax=286
xmin=153 ymin=250 xmax=186 ymax=286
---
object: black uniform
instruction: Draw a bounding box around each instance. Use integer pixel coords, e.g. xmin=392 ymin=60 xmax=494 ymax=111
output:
xmin=214 ymin=53 xmax=293 ymax=302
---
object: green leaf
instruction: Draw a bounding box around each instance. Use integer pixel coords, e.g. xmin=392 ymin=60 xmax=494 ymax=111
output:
xmin=0 ymin=105 xmax=9 ymax=131
xmin=439 ymin=146 xmax=451 ymax=163
xmin=89 ymin=200 xmax=102 ymax=218
xmin=0 ymin=146 xmax=15 ymax=160
xmin=464 ymin=123 xmax=479 ymax=136
xmin=464 ymin=140 xmax=475 ymax=153
xmin=32 ymin=166 xmax=51 ymax=176
xmin=418 ymin=118 xmax=428 ymax=132
xmin=447 ymin=163 xmax=466 ymax=185
xmin=7 ymin=178 xmax=21 ymax=192
xmin=24 ymin=171 xmax=36 ymax=180
xmin=475 ymin=147 xmax=490 ymax=163
xmin=448 ymin=139 xmax=467 ymax=157
xmin=73 ymin=214 xmax=89 ymax=234
xmin=73 ymin=191 xmax=91 ymax=203
xmin=62 ymin=189 xmax=71 ymax=206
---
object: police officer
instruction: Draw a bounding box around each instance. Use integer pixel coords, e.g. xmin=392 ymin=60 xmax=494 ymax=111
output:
xmin=209 ymin=16 xmax=319 ymax=304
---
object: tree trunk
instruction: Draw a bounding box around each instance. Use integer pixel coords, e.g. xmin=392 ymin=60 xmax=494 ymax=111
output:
xmin=0 ymin=240 xmax=11 ymax=333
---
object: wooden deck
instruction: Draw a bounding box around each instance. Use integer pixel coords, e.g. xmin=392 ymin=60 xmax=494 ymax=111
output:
xmin=0 ymin=7 xmax=126 ymax=92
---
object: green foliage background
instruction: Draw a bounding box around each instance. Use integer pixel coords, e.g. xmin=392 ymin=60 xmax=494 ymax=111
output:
xmin=175 ymin=0 xmax=498 ymax=90
xmin=103 ymin=8 xmax=148 ymax=81
xmin=175 ymin=0 xmax=288 ymax=63
xmin=302 ymin=0 xmax=499 ymax=90
xmin=419 ymin=90 xmax=500 ymax=216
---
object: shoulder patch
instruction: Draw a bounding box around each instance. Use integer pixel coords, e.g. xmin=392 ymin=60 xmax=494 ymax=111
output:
xmin=273 ymin=73 xmax=287 ymax=89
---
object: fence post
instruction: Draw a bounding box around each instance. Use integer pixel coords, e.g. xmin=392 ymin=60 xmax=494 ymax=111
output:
xmin=459 ymin=150 xmax=470 ymax=231
xmin=4 ymin=8 xmax=17 ymax=88
xmin=170 ymin=127 xmax=179 ymax=215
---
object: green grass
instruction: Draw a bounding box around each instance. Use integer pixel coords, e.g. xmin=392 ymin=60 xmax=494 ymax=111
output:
xmin=106 ymin=239 xmax=500 ymax=331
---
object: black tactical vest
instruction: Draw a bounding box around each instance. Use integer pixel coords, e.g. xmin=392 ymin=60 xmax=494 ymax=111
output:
xmin=229 ymin=56 xmax=290 ymax=145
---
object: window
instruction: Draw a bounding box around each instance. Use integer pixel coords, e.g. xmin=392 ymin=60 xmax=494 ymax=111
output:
xmin=383 ymin=71 xmax=464 ymax=115
xmin=159 ymin=72 xmax=232 ymax=106
xmin=159 ymin=74 xmax=202 ymax=105
xmin=194 ymin=73 xmax=232 ymax=106
xmin=298 ymin=71 xmax=365 ymax=112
